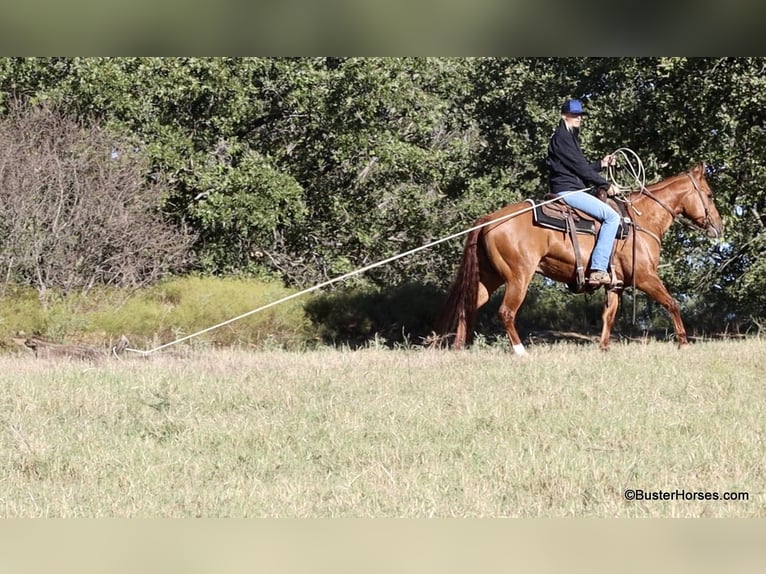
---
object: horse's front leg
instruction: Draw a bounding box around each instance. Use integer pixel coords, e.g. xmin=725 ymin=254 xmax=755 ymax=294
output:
xmin=599 ymin=287 xmax=622 ymax=350
xmin=636 ymin=274 xmax=689 ymax=347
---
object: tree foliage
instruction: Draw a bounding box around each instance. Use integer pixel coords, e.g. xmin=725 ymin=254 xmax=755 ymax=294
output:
xmin=0 ymin=57 xmax=764 ymax=332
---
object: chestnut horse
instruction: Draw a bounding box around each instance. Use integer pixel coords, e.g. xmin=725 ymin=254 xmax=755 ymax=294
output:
xmin=438 ymin=163 xmax=724 ymax=354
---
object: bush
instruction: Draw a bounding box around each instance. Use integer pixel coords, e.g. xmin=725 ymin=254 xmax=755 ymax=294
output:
xmin=0 ymin=101 xmax=195 ymax=301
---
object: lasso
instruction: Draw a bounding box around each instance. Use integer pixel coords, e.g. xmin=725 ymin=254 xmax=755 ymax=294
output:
xmin=607 ymin=147 xmax=647 ymax=192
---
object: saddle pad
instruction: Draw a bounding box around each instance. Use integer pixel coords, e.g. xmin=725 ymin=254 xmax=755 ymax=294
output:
xmin=526 ymin=199 xmax=596 ymax=235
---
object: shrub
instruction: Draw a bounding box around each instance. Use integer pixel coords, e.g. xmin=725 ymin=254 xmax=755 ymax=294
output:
xmin=0 ymin=101 xmax=195 ymax=301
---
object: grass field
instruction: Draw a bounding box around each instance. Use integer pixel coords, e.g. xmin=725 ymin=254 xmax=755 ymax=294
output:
xmin=1 ymin=337 xmax=764 ymax=517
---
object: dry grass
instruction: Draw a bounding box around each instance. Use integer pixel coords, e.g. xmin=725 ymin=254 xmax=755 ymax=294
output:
xmin=0 ymin=338 xmax=764 ymax=517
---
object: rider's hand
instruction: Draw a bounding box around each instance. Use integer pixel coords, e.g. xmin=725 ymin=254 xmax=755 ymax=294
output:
xmin=606 ymin=184 xmax=618 ymax=197
xmin=601 ymin=154 xmax=616 ymax=168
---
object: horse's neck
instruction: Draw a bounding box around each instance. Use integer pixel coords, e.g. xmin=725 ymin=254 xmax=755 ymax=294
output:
xmin=631 ymin=180 xmax=683 ymax=235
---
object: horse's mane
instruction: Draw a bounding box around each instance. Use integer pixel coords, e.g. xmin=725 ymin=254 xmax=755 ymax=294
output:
xmin=624 ymin=169 xmax=691 ymax=200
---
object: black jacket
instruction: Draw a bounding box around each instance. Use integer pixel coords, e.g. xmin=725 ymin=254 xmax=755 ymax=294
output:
xmin=546 ymin=121 xmax=610 ymax=194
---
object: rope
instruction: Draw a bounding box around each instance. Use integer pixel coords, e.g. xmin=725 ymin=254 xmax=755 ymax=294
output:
xmin=606 ymin=148 xmax=664 ymax=244
xmin=126 ymin=188 xmax=589 ymax=355
xmin=607 ymin=147 xmax=646 ymax=191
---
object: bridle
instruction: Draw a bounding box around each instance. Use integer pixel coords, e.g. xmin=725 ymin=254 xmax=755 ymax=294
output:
xmin=684 ymin=171 xmax=718 ymax=234
xmin=628 ymin=170 xmax=717 ymax=238
xmin=606 ymin=152 xmax=716 ymax=236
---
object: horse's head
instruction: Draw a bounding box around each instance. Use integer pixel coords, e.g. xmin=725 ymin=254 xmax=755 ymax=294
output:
xmin=681 ymin=163 xmax=724 ymax=239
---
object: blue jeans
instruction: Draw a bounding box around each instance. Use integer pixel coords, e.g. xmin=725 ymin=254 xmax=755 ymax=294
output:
xmin=556 ymin=190 xmax=621 ymax=272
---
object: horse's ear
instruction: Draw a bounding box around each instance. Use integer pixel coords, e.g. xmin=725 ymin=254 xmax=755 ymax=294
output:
xmin=690 ymin=162 xmax=707 ymax=177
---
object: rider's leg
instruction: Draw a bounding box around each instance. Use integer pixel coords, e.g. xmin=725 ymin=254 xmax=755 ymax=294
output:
xmin=557 ymin=190 xmax=621 ymax=272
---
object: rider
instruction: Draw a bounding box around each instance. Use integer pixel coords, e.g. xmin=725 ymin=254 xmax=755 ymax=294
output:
xmin=546 ymin=98 xmax=621 ymax=286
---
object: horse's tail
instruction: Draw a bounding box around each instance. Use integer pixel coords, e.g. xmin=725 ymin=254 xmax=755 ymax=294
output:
xmin=436 ymin=219 xmax=486 ymax=349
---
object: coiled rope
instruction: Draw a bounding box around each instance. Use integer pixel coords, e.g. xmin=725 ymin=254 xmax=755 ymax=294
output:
xmin=606 ymin=147 xmax=647 ymax=192
xmin=604 ymin=147 xmax=651 ymax=325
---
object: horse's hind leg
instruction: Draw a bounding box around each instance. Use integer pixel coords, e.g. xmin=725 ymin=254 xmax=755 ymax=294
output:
xmin=478 ymin=261 xmax=502 ymax=308
xmin=498 ymin=275 xmax=534 ymax=356
xmin=452 ymin=258 xmax=502 ymax=348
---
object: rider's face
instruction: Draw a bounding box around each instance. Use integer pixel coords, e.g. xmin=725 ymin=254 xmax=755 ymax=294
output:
xmin=563 ymin=113 xmax=582 ymax=129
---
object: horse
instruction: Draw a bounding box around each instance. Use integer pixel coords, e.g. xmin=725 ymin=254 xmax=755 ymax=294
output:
xmin=437 ymin=163 xmax=724 ymax=354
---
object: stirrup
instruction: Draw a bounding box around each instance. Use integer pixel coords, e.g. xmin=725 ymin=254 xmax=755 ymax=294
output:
xmin=587 ymin=271 xmax=612 ymax=285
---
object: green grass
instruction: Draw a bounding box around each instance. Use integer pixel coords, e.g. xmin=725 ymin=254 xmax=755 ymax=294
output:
xmin=1 ymin=337 xmax=764 ymax=517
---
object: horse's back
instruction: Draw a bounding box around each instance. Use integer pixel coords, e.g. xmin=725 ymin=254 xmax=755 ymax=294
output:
xmin=479 ymin=200 xmax=556 ymax=269
xmin=480 ymin=199 xmax=547 ymax=243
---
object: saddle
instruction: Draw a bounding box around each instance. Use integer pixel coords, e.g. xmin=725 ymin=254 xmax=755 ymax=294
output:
xmin=529 ymin=195 xmax=631 ymax=240
xmin=526 ymin=193 xmax=631 ymax=292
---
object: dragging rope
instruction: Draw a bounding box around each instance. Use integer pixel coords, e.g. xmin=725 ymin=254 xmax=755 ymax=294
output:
xmin=126 ymin=188 xmax=589 ymax=356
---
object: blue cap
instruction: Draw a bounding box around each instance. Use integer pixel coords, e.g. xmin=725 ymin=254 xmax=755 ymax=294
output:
xmin=561 ymin=99 xmax=585 ymax=115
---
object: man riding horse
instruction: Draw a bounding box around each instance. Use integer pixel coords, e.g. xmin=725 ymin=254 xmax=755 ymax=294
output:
xmin=546 ymin=98 xmax=621 ymax=286
xmin=437 ymin=94 xmax=724 ymax=354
